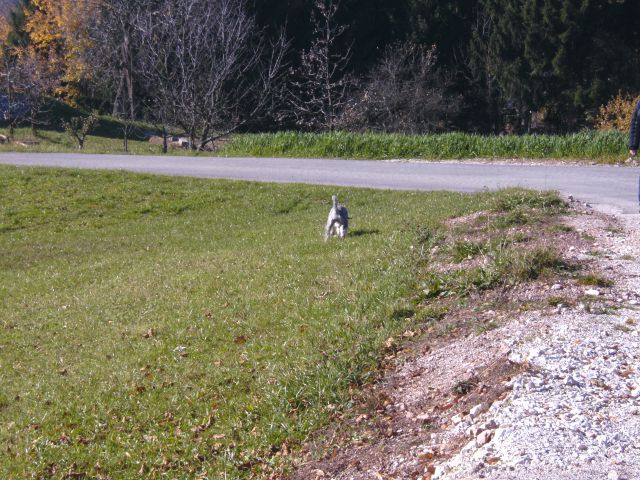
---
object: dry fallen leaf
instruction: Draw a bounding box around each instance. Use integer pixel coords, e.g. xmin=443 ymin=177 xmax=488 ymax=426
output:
xmin=143 ymin=329 xmax=155 ymax=338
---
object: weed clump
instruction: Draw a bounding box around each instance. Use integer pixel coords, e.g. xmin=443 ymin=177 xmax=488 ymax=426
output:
xmin=577 ymin=274 xmax=614 ymax=288
xmin=452 ymin=377 xmax=479 ymax=396
xmin=391 ymin=308 xmax=415 ymax=321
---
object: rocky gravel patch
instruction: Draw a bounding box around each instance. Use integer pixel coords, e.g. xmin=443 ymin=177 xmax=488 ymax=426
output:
xmin=432 ymin=212 xmax=640 ymax=480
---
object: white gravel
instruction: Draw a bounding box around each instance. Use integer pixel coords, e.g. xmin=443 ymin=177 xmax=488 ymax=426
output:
xmin=433 ymin=213 xmax=640 ymax=480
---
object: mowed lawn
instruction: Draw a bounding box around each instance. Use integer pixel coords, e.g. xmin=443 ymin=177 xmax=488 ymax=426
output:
xmin=1 ymin=166 xmax=503 ymax=479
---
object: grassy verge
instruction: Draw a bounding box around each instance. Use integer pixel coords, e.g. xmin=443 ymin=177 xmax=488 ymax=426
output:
xmin=0 ymin=165 xmax=559 ymax=479
xmin=0 ymin=127 xmax=169 ymax=156
xmin=0 ymin=127 xmax=631 ymax=163
xmin=415 ymin=190 xmax=570 ymax=304
xmin=219 ymin=131 xmax=628 ymax=162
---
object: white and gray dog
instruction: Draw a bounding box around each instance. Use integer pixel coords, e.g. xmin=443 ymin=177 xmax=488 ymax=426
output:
xmin=324 ymin=195 xmax=350 ymax=241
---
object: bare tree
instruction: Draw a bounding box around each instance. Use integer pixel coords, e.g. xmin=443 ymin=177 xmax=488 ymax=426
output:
xmin=14 ymin=48 xmax=62 ymax=135
xmin=87 ymin=0 xmax=154 ymax=151
xmin=287 ymin=0 xmax=355 ymax=131
xmin=89 ymin=0 xmax=147 ymax=120
xmin=136 ymin=0 xmax=287 ymax=151
xmin=344 ymin=43 xmax=459 ymax=133
xmin=0 ymin=50 xmax=24 ymax=138
xmin=0 ymin=46 xmax=61 ymax=138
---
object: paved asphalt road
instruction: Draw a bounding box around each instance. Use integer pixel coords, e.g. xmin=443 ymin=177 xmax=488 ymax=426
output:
xmin=1 ymin=152 xmax=639 ymax=214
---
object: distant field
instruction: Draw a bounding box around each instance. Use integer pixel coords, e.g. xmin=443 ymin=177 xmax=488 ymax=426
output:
xmin=1 ymin=165 xmax=544 ymax=478
xmin=0 ymin=127 xmax=630 ymax=163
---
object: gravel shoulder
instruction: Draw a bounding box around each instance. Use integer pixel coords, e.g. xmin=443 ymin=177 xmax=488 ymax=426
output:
xmin=293 ymin=206 xmax=640 ymax=480
xmin=433 ymin=211 xmax=640 ymax=480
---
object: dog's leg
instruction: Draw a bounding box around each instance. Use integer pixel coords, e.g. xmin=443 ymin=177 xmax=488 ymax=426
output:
xmin=324 ymin=218 xmax=334 ymax=241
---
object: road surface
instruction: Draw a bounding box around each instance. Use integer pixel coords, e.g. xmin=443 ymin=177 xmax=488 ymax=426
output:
xmin=0 ymin=152 xmax=638 ymax=214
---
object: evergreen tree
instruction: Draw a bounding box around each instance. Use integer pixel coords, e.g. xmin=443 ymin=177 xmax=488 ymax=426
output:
xmin=468 ymin=0 xmax=640 ymax=132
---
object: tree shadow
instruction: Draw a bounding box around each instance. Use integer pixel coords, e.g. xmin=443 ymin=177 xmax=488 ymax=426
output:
xmin=350 ymin=229 xmax=380 ymax=237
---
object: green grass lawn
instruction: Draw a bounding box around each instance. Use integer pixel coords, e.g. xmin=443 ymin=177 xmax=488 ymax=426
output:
xmin=0 ymin=127 xmax=630 ymax=162
xmin=0 ymin=166 xmax=552 ymax=479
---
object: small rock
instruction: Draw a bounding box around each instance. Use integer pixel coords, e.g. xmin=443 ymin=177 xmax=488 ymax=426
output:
xmin=466 ymin=425 xmax=481 ymax=438
xmin=469 ymin=403 xmax=487 ymax=419
xmin=507 ymin=351 xmax=524 ymax=364
xmin=416 ymin=413 xmax=432 ymax=423
xmin=565 ymin=375 xmax=582 ymax=387
xmin=476 ymin=430 xmax=494 ymax=448
xmin=551 ymin=283 xmax=563 ymax=291
xmin=585 ymin=289 xmax=600 ymax=297
xmin=483 ymin=419 xmax=498 ymax=430
xmin=608 ymin=471 xmax=619 ymax=480
xmin=451 ymin=413 xmax=464 ymax=425
xmin=432 ymin=465 xmax=449 ymax=480
xmin=629 ymin=300 xmax=638 ymax=306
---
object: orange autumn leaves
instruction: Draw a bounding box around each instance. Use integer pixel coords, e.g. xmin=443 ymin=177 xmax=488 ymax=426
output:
xmin=18 ymin=0 xmax=96 ymax=101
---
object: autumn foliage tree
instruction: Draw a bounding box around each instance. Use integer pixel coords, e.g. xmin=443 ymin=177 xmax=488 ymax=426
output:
xmin=22 ymin=0 xmax=94 ymax=102
xmin=0 ymin=8 xmax=61 ymax=137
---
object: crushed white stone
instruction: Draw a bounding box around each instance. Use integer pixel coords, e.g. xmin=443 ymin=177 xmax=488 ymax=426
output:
xmin=432 ymin=213 xmax=640 ymax=480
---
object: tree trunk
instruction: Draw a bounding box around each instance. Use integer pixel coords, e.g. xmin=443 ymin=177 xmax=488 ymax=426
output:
xmin=162 ymin=125 xmax=168 ymax=154
xmin=112 ymin=74 xmax=124 ymax=117
xmin=123 ymin=124 xmax=128 ymax=152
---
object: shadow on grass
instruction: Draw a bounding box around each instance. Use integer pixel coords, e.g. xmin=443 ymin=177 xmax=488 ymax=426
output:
xmin=350 ymin=229 xmax=380 ymax=237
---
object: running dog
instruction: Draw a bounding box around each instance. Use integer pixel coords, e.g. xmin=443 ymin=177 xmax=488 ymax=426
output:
xmin=324 ymin=195 xmax=350 ymax=241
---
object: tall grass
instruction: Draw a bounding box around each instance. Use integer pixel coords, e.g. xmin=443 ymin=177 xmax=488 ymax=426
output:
xmin=0 ymin=127 xmax=629 ymax=162
xmin=220 ymin=130 xmax=628 ymax=162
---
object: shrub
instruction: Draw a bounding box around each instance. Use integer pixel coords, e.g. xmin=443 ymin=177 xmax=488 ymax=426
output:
xmin=342 ymin=43 xmax=460 ymax=133
xmin=62 ymin=111 xmax=99 ymax=150
xmin=595 ymin=92 xmax=640 ymax=132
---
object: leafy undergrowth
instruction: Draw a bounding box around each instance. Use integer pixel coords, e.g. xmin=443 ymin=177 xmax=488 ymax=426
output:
xmin=0 ymin=166 xmax=563 ymax=479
